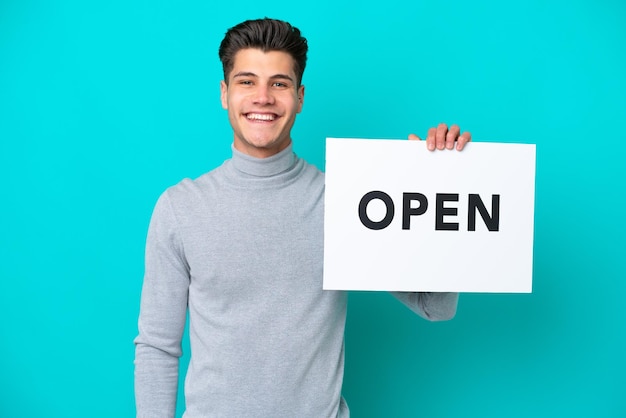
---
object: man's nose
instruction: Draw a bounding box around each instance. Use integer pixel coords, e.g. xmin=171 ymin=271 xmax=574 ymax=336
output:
xmin=252 ymin=85 xmax=275 ymax=105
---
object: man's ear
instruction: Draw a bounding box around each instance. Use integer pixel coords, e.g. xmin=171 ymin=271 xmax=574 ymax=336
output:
xmin=220 ymin=80 xmax=228 ymax=110
xmin=297 ymin=85 xmax=305 ymax=113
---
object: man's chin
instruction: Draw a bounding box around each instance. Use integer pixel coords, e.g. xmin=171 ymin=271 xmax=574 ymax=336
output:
xmin=234 ymin=137 xmax=291 ymax=157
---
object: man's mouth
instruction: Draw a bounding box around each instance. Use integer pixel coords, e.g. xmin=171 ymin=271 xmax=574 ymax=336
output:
xmin=245 ymin=113 xmax=277 ymax=121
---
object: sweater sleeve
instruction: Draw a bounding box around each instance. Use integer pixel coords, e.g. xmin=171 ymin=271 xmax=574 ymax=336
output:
xmin=134 ymin=191 xmax=190 ymax=417
xmin=391 ymin=292 xmax=459 ymax=321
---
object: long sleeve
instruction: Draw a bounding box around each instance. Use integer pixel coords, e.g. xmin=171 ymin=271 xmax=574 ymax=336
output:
xmin=391 ymin=292 xmax=459 ymax=321
xmin=132 ymin=149 xmax=349 ymax=417
xmin=134 ymin=192 xmax=190 ymax=417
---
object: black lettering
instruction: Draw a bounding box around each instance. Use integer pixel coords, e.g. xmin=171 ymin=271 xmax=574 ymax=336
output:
xmin=358 ymin=191 xmax=395 ymax=230
xmin=435 ymin=193 xmax=459 ymax=231
xmin=402 ymin=193 xmax=428 ymax=230
xmin=468 ymin=194 xmax=500 ymax=231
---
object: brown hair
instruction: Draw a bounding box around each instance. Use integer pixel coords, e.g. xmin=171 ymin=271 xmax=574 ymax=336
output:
xmin=218 ymin=18 xmax=308 ymax=86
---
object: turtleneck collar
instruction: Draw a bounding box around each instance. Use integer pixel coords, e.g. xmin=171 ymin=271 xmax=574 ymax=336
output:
xmin=230 ymin=143 xmax=297 ymax=178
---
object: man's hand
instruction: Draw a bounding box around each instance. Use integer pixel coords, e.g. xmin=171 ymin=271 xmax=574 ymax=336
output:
xmin=408 ymin=123 xmax=472 ymax=151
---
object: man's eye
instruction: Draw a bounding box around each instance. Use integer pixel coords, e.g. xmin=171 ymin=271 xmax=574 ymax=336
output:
xmin=239 ymin=80 xmax=253 ymax=85
xmin=273 ymin=82 xmax=288 ymax=88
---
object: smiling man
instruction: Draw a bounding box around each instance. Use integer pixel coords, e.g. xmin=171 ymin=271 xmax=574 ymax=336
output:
xmin=220 ymin=48 xmax=304 ymax=158
xmin=134 ymin=18 xmax=470 ymax=418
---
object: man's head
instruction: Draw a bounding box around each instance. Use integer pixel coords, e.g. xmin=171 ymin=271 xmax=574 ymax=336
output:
xmin=218 ymin=18 xmax=308 ymax=158
xmin=219 ymin=18 xmax=308 ymax=87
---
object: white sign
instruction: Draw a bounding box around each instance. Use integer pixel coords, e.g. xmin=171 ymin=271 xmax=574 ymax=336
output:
xmin=323 ymin=138 xmax=536 ymax=293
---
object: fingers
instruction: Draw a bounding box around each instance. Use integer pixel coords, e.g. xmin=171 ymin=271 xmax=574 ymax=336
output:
xmin=446 ymin=124 xmax=461 ymax=150
xmin=456 ymin=131 xmax=472 ymax=151
xmin=426 ymin=127 xmax=437 ymax=150
xmin=436 ymin=123 xmax=448 ymax=150
xmin=425 ymin=123 xmax=471 ymax=151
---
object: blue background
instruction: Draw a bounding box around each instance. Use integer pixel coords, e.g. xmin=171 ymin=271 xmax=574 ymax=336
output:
xmin=1 ymin=0 xmax=625 ymax=416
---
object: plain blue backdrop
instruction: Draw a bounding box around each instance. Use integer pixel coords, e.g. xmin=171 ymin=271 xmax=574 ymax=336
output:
xmin=1 ymin=0 xmax=624 ymax=416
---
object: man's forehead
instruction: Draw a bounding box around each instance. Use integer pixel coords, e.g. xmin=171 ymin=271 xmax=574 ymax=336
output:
xmin=230 ymin=48 xmax=296 ymax=76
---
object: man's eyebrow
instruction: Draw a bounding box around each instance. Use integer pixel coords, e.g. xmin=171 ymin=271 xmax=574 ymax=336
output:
xmin=232 ymin=72 xmax=294 ymax=83
xmin=232 ymin=71 xmax=258 ymax=78
xmin=269 ymin=74 xmax=294 ymax=82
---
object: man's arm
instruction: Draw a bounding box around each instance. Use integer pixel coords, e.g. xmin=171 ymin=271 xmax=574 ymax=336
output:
xmin=391 ymin=292 xmax=459 ymax=321
xmin=134 ymin=191 xmax=190 ymax=417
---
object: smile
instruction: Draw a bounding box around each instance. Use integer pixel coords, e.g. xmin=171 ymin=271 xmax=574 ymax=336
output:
xmin=245 ymin=113 xmax=277 ymax=121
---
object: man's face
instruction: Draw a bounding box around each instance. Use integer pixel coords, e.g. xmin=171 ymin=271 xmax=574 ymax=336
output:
xmin=220 ymin=48 xmax=305 ymax=158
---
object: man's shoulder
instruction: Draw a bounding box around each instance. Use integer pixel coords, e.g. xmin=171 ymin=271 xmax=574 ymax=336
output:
xmin=158 ymin=162 xmax=229 ymax=207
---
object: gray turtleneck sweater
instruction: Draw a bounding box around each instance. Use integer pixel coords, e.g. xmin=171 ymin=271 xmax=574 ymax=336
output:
xmin=134 ymin=144 xmax=458 ymax=417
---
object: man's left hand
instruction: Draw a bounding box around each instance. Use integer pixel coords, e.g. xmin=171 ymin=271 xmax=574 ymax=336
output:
xmin=408 ymin=123 xmax=472 ymax=151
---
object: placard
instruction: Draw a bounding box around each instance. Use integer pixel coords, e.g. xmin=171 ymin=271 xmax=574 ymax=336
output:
xmin=323 ymin=138 xmax=536 ymax=293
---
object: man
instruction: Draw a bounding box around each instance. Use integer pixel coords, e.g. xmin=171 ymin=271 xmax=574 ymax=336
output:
xmin=134 ymin=18 xmax=471 ymax=418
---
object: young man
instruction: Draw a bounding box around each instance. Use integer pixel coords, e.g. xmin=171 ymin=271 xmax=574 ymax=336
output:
xmin=134 ymin=18 xmax=471 ymax=418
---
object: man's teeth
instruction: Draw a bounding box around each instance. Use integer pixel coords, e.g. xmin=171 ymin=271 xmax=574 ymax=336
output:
xmin=246 ymin=113 xmax=275 ymax=121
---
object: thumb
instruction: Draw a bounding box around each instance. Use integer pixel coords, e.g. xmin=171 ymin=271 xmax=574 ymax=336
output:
xmin=408 ymin=133 xmax=422 ymax=141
